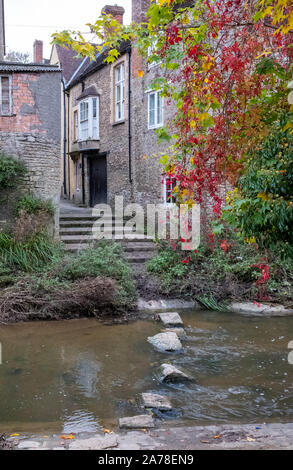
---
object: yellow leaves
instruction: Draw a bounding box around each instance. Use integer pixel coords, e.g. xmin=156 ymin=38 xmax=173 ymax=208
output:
xmin=244 ymin=236 xmax=257 ymax=244
xmin=258 ymin=0 xmax=293 ymax=36
xmin=190 ymin=120 xmax=197 ymax=128
xmin=10 ymin=433 xmax=20 ymax=437
xmin=104 ymin=429 xmax=114 ymax=434
xmin=198 ymin=112 xmax=212 ymax=122
xmin=60 ymin=434 xmax=75 ymax=440
xmin=202 ymin=56 xmax=214 ymax=72
xmin=256 ymin=49 xmax=273 ymax=59
xmin=138 ymin=70 xmax=145 ymax=78
xmin=257 ymin=192 xmax=268 ymax=201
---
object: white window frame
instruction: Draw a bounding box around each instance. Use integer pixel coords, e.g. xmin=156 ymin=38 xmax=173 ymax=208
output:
xmin=163 ymin=174 xmax=177 ymax=206
xmin=78 ymin=96 xmax=99 ymax=141
xmin=115 ymin=62 xmax=125 ymax=122
xmin=0 ymin=75 xmax=12 ymax=116
xmin=73 ymin=109 xmax=79 ymax=142
xmin=147 ymin=90 xmax=163 ymax=129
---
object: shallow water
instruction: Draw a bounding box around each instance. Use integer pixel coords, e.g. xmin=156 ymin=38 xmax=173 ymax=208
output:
xmin=0 ymin=310 xmax=293 ymax=434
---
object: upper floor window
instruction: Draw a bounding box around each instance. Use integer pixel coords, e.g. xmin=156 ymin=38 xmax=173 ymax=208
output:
xmin=78 ymin=97 xmax=99 ymax=141
xmin=115 ymin=63 xmax=125 ymax=122
xmin=0 ymin=75 xmax=12 ymax=116
xmin=148 ymin=90 xmax=163 ymax=129
xmin=73 ymin=110 xmax=79 ymax=141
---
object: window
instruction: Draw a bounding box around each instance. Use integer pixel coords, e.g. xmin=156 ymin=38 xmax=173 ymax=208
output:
xmin=78 ymin=97 xmax=99 ymax=141
xmin=148 ymin=90 xmax=163 ymax=129
xmin=73 ymin=110 xmax=79 ymax=141
xmin=115 ymin=63 xmax=125 ymax=122
xmin=0 ymin=75 xmax=12 ymax=115
xmin=163 ymin=175 xmax=177 ymax=205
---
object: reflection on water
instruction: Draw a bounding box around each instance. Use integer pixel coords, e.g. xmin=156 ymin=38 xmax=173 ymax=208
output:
xmin=0 ymin=311 xmax=293 ymax=433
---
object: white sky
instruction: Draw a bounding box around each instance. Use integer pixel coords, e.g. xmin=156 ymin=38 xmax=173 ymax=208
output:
xmin=4 ymin=0 xmax=132 ymax=59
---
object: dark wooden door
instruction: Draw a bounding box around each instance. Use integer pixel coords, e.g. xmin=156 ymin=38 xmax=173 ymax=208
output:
xmin=89 ymin=154 xmax=107 ymax=207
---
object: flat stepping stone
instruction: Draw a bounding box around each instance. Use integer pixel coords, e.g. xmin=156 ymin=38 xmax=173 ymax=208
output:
xmin=163 ymin=328 xmax=187 ymax=340
xmin=160 ymin=363 xmax=192 ymax=383
xmin=142 ymin=393 xmax=172 ymax=411
xmin=17 ymin=440 xmax=41 ymax=449
xmin=148 ymin=332 xmax=182 ymax=352
xmin=69 ymin=434 xmax=118 ymax=450
xmin=119 ymin=414 xmax=155 ymax=429
xmin=159 ymin=312 xmax=183 ymax=326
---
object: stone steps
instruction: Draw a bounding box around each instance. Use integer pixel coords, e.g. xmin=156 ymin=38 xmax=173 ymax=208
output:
xmin=59 ymin=212 xmax=156 ymax=263
xmin=124 ymin=252 xmax=155 ymax=264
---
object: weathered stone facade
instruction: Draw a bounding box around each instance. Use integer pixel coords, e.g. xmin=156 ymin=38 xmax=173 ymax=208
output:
xmin=0 ymin=65 xmax=61 ymax=234
xmin=64 ymin=1 xmax=177 ymax=210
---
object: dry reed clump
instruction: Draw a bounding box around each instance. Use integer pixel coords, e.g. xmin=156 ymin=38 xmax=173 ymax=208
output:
xmin=13 ymin=209 xmax=51 ymax=241
xmin=0 ymin=276 xmax=117 ymax=323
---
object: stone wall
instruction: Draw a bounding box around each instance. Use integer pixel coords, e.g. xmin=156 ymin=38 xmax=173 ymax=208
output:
xmin=0 ymin=71 xmax=61 ymax=235
xmin=68 ymin=53 xmax=133 ymax=208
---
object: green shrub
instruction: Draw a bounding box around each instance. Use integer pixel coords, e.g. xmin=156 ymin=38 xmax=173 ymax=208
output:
xmin=220 ymin=114 xmax=293 ymax=251
xmin=0 ymin=153 xmax=26 ymax=190
xmin=147 ymin=248 xmax=187 ymax=289
xmin=146 ymin=238 xmax=293 ymax=303
xmin=0 ymin=232 xmax=63 ymax=273
xmin=58 ymin=241 xmax=137 ymax=307
xmin=15 ymin=194 xmax=55 ymax=217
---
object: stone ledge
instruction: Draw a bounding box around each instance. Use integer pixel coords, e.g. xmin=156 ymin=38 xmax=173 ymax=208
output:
xmin=230 ymin=302 xmax=293 ymax=316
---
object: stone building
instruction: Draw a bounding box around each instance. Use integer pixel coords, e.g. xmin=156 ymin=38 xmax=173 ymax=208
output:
xmin=0 ymin=41 xmax=61 ymax=233
xmin=50 ymin=43 xmax=84 ymax=199
xmin=0 ymin=0 xmax=5 ymax=61
xmin=58 ymin=1 xmax=177 ymax=209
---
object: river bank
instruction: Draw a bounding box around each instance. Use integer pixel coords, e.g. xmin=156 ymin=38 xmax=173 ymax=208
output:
xmin=4 ymin=422 xmax=293 ymax=450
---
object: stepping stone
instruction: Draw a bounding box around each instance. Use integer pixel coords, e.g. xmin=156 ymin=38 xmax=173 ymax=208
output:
xmin=163 ymin=328 xmax=187 ymax=340
xmin=69 ymin=434 xmax=118 ymax=450
xmin=119 ymin=414 xmax=155 ymax=429
xmin=142 ymin=393 xmax=172 ymax=411
xmin=159 ymin=312 xmax=184 ymax=327
xmin=159 ymin=363 xmax=192 ymax=383
xmin=17 ymin=440 xmax=41 ymax=449
xmin=148 ymin=332 xmax=182 ymax=352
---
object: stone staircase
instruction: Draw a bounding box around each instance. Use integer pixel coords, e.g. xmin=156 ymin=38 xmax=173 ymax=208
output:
xmin=59 ymin=211 xmax=156 ymax=264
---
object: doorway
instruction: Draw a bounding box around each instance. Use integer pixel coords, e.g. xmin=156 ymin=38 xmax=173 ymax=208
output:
xmin=89 ymin=153 xmax=107 ymax=207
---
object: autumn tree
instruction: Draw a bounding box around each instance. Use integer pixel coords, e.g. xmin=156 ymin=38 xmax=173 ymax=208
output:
xmin=53 ymin=0 xmax=293 ymax=216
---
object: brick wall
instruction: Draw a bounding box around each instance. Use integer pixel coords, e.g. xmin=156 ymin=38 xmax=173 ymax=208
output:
xmin=0 ymin=71 xmax=61 ymax=235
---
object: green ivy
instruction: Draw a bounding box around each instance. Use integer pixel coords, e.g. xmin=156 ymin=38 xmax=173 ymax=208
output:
xmin=0 ymin=153 xmax=26 ymax=190
xmin=220 ymin=113 xmax=293 ymax=252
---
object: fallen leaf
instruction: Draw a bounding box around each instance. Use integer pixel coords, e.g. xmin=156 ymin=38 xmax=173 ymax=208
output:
xmin=138 ymin=70 xmax=145 ymax=78
xmin=247 ymin=437 xmax=256 ymax=442
xmin=104 ymin=429 xmax=113 ymax=434
xmin=213 ymin=434 xmax=222 ymax=439
xmin=60 ymin=434 xmax=75 ymax=440
xmin=10 ymin=433 xmax=19 ymax=437
xmin=201 ymin=440 xmax=210 ymax=444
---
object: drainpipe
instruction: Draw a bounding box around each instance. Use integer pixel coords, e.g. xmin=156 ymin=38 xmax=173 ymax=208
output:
xmin=127 ymin=46 xmax=133 ymax=184
xmin=82 ymin=153 xmax=85 ymax=205
xmin=61 ymin=78 xmax=67 ymax=196
xmin=67 ymin=89 xmax=71 ymax=198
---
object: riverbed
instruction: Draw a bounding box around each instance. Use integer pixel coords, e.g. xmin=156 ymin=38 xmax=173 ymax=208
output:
xmin=0 ymin=310 xmax=293 ymax=434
